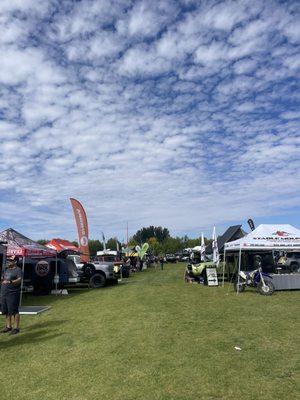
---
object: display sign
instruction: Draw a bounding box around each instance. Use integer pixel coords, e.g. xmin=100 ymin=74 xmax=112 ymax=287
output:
xmin=247 ymin=218 xmax=255 ymax=231
xmin=35 ymin=260 xmax=50 ymax=277
xmin=206 ymin=267 xmax=218 ymax=286
xmin=70 ymin=198 xmax=90 ymax=263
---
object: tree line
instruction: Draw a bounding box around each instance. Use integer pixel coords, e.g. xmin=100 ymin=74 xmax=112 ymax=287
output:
xmin=37 ymin=225 xmax=212 ymax=256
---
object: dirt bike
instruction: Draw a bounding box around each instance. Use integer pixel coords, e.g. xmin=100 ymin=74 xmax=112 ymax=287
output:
xmin=234 ymin=266 xmax=275 ymax=295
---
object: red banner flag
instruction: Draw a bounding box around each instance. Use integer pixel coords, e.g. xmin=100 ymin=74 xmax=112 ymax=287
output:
xmin=70 ymin=198 xmax=90 ymax=263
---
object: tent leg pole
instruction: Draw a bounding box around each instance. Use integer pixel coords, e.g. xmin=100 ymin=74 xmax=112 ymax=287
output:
xmin=237 ymin=246 xmax=242 ymax=295
xmin=55 ymin=255 xmax=58 ymax=296
xmin=19 ymin=256 xmax=25 ymax=307
xmin=222 ymin=249 xmax=226 ymax=287
xmin=227 ymin=253 xmax=231 ymax=282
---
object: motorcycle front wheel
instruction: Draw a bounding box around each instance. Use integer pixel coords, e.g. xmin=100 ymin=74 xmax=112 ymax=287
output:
xmin=233 ymin=281 xmax=245 ymax=293
xmin=257 ymin=280 xmax=275 ymax=296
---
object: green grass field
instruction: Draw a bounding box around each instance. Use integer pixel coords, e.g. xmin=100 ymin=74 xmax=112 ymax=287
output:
xmin=1 ymin=263 xmax=299 ymax=400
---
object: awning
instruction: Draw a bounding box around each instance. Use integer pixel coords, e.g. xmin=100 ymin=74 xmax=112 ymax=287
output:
xmin=0 ymin=228 xmax=57 ymax=257
xmin=46 ymin=238 xmax=79 ymax=253
xmin=225 ymin=224 xmax=300 ymax=251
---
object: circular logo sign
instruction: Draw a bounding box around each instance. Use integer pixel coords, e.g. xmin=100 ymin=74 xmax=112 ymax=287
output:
xmin=35 ymin=260 xmax=50 ymax=277
xmin=80 ymin=236 xmax=88 ymax=246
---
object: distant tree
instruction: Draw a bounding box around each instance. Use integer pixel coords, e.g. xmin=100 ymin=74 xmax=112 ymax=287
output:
xmin=88 ymin=240 xmax=103 ymax=256
xmin=185 ymin=238 xmax=201 ymax=249
xmin=72 ymin=241 xmax=79 ymax=247
xmin=106 ymin=237 xmax=122 ymax=251
xmin=128 ymin=237 xmax=138 ymax=247
xmin=36 ymin=240 xmax=48 ymax=245
xmin=148 ymin=237 xmax=163 ymax=256
xmin=161 ymin=237 xmax=182 ymax=254
xmin=133 ymin=226 xmax=170 ymax=244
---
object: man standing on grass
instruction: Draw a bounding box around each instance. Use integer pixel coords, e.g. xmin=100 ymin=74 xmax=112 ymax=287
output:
xmin=0 ymin=257 xmax=23 ymax=335
xmin=160 ymin=256 xmax=164 ymax=270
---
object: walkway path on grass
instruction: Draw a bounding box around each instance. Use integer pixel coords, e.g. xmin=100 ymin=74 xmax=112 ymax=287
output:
xmin=0 ymin=263 xmax=299 ymax=400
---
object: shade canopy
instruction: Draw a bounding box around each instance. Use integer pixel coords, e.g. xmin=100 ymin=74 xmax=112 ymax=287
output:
xmin=192 ymin=246 xmax=202 ymax=252
xmin=46 ymin=238 xmax=79 ymax=253
xmin=0 ymin=228 xmax=57 ymax=257
xmin=224 ymin=224 xmax=300 ymax=251
xmin=206 ymin=225 xmax=246 ymax=254
xmin=97 ymin=250 xmax=117 ymax=256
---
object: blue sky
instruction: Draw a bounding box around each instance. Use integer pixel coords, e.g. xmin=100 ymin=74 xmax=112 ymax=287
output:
xmin=0 ymin=0 xmax=299 ymax=241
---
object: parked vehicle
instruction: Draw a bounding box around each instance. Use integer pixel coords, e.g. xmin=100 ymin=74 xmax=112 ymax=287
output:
xmin=20 ymin=257 xmax=79 ymax=295
xmin=67 ymin=255 xmax=119 ymax=288
xmin=234 ymin=266 xmax=275 ymax=295
xmin=184 ymin=261 xmax=206 ymax=283
xmin=96 ymin=250 xmax=130 ymax=278
xmin=181 ymin=255 xmax=190 ymax=262
xmin=165 ymin=254 xmax=177 ymax=263
xmin=281 ymin=252 xmax=300 ymax=272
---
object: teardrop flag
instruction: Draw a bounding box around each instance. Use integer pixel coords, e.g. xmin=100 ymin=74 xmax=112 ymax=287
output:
xmin=70 ymin=198 xmax=90 ymax=263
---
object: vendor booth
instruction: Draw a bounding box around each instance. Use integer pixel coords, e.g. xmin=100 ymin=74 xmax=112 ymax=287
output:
xmin=0 ymin=229 xmax=78 ymax=297
xmin=0 ymin=228 xmax=57 ymax=296
xmin=0 ymin=230 xmax=54 ymax=314
xmin=0 ymin=228 xmax=79 ymax=295
xmin=223 ymin=224 xmax=300 ymax=290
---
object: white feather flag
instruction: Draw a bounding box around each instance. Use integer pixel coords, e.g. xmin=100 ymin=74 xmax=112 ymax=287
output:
xmin=212 ymin=226 xmax=219 ymax=266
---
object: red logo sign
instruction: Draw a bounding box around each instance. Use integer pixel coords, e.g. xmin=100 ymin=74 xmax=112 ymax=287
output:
xmin=273 ymin=231 xmax=290 ymax=237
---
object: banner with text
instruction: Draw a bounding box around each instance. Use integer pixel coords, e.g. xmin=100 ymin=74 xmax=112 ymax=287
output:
xmin=70 ymin=198 xmax=90 ymax=263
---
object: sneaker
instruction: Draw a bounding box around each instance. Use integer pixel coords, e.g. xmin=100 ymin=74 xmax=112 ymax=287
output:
xmin=1 ymin=327 xmax=12 ymax=333
xmin=10 ymin=328 xmax=20 ymax=335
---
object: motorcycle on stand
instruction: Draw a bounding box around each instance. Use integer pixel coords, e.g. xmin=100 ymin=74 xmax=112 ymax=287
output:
xmin=234 ymin=256 xmax=275 ymax=296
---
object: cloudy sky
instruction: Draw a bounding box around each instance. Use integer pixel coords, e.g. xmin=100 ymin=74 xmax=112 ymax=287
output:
xmin=0 ymin=0 xmax=299 ymax=241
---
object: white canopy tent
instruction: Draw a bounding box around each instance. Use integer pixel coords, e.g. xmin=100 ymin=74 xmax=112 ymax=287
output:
xmin=192 ymin=246 xmax=201 ymax=252
xmin=222 ymin=224 xmax=300 ymax=287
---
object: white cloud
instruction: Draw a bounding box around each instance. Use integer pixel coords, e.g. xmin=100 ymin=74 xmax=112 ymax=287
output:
xmin=283 ymin=21 xmax=300 ymax=44
xmin=118 ymin=0 xmax=178 ymax=38
xmin=234 ymin=58 xmax=257 ymax=74
xmin=281 ymin=111 xmax=300 ymax=120
xmin=119 ymin=45 xmax=171 ymax=75
xmin=0 ymin=0 xmax=299 ymax=240
xmin=195 ymin=41 xmax=228 ymax=65
xmin=283 ymin=54 xmax=300 ymax=70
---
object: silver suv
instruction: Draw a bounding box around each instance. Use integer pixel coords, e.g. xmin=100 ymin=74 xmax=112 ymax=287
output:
xmin=67 ymin=255 xmax=116 ymax=288
xmin=283 ymin=252 xmax=300 ymax=273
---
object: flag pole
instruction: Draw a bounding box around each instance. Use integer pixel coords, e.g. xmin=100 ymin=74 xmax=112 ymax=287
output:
xmin=222 ymin=248 xmax=226 ymax=286
xmin=19 ymin=255 xmax=25 ymax=307
xmin=237 ymin=244 xmax=242 ymax=294
xmin=55 ymin=253 xmax=58 ymax=296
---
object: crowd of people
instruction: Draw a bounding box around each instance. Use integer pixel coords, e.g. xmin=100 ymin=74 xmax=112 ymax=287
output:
xmin=120 ymin=255 xmax=166 ymax=274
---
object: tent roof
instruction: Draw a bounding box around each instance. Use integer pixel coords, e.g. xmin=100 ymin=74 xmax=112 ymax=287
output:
xmin=0 ymin=228 xmax=57 ymax=257
xmin=97 ymin=250 xmax=117 ymax=256
xmin=225 ymin=224 xmax=300 ymax=250
xmin=207 ymin=225 xmax=246 ymax=253
xmin=46 ymin=238 xmax=79 ymax=253
xmin=192 ymin=246 xmax=202 ymax=252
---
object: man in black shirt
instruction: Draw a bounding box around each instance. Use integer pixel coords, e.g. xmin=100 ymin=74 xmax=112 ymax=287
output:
xmin=160 ymin=256 xmax=165 ymax=270
xmin=1 ymin=257 xmax=23 ymax=334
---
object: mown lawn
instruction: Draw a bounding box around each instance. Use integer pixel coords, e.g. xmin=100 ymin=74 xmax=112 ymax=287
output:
xmin=0 ymin=263 xmax=299 ymax=400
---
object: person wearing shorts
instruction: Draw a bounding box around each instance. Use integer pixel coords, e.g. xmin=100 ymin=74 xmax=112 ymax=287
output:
xmin=1 ymin=257 xmax=23 ymax=335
